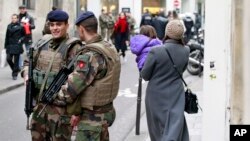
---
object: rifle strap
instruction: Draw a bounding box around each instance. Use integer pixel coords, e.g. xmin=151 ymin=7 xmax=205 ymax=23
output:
xmin=37 ymin=44 xmax=61 ymax=101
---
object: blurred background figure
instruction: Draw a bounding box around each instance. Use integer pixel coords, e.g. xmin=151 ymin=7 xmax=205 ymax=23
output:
xmin=152 ymin=11 xmax=168 ymax=40
xmin=140 ymin=9 xmax=152 ymax=27
xmin=4 ymin=14 xmax=25 ymax=80
xmin=42 ymin=6 xmax=57 ymax=35
xmin=167 ymin=10 xmax=173 ymax=19
xmin=106 ymin=12 xmax=115 ymax=41
xmin=183 ymin=13 xmax=194 ymax=44
xmin=170 ymin=10 xmax=180 ymax=20
xmin=194 ymin=12 xmax=202 ymax=35
xmin=114 ymin=12 xmax=129 ymax=63
xmin=18 ymin=5 xmax=35 ymax=56
xmin=18 ymin=4 xmax=35 ymax=73
xmin=126 ymin=12 xmax=136 ymax=38
xmin=166 ymin=10 xmax=186 ymax=39
xmin=99 ymin=9 xmax=108 ymax=39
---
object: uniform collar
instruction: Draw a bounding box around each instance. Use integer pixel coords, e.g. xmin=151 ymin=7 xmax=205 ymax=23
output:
xmin=85 ymin=35 xmax=103 ymax=44
xmin=49 ymin=35 xmax=68 ymax=49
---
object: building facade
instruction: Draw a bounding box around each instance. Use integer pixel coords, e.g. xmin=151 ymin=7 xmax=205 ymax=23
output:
xmin=0 ymin=0 xmax=204 ymax=51
xmin=203 ymin=0 xmax=250 ymax=140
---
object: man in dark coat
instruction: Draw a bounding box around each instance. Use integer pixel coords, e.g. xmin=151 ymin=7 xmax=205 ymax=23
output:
xmin=194 ymin=12 xmax=202 ymax=35
xmin=5 ymin=14 xmax=25 ymax=80
xmin=183 ymin=13 xmax=194 ymax=43
xmin=140 ymin=9 xmax=152 ymax=27
xmin=18 ymin=5 xmax=35 ymax=55
xmin=152 ymin=12 xmax=168 ymax=40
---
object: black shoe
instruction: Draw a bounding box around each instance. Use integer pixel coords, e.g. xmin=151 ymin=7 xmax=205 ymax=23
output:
xmin=12 ymin=76 xmax=17 ymax=80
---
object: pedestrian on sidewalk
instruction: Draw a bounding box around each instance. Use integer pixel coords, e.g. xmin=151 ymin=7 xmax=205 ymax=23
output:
xmin=114 ymin=12 xmax=129 ymax=62
xmin=141 ymin=20 xmax=190 ymax=141
xmin=18 ymin=5 xmax=35 ymax=56
xmin=21 ymin=10 xmax=82 ymax=141
xmin=4 ymin=13 xmax=25 ymax=80
xmin=18 ymin=5 xmax=36 ymax=76
xmin=130 ymin=25 xmax=162 ymax=71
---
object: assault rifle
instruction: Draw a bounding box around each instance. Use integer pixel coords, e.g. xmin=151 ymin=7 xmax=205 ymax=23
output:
xmin=24 ymin=47 xmax=34 ymax=130
xmin=37 ymin=56 xmax=77 ymax=117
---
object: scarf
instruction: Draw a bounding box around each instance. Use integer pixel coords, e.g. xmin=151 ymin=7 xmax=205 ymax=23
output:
xmin=115 ymin=17 xmax=128 ymax=33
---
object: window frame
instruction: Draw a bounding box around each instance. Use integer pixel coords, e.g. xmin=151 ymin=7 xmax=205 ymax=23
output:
xmin=22 ymin=0 xmax=35 ymax=10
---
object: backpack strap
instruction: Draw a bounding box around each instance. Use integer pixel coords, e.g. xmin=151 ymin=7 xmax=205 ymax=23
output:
xmin=34 ymin=34 xmax=53 ymax=49
xmin=61 ymin=37 xmax=82 ymax=61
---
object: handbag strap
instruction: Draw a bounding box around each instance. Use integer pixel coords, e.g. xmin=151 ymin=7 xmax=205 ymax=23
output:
xmin=166 ymin=49 xmax=203 ymax=112
xmin=165 ymin=48 xmax=188 ymax=87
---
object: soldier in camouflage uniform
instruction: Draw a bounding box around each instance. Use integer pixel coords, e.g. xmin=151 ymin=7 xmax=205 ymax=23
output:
xmin=55 ymin=11 xmax=121 ymax=141
xmin=21 ymin=10 xmax=82 ymax=141
xmin=99 ymin=9 xmax=108 ymax=39
xmin=106 ymin=12 xmax=115 ymax=41
xmin=126 ymin=12 xmax=136 ymax=38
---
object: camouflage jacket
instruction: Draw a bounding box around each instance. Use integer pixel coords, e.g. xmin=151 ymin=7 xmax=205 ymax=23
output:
xmin=57 ymin=35 xmax=108 ymax=104
xmin=99 ymin=14 xmax=108 ymax=28
xmin=22 ymin=35 xmax=82 ymax=101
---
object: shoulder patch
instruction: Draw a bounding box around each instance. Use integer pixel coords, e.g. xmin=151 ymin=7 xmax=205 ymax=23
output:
xmin=75 ymin=54 xmax=90 ymax=73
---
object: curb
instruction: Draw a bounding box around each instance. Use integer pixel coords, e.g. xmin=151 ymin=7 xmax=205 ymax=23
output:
xmin=0 ymin=83 xmax=24 ymax=95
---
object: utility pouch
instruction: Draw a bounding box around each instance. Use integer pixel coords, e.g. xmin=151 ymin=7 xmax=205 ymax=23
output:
xmin=76 ymin=122 xmax=102 ymax=140
xmin=55 ymin=115 xmax=72 ymax=140
xmin=33 ymin=69 xmax=45 ymax=89
xmin=45 ymin=71 xmax=57 ymax=89
xmin=66 ymin=96 xmax=82 ymax=115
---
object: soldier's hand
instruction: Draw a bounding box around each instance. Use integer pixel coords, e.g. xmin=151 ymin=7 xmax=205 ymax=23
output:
xmin=70 ymin=115 xmax=80 ymax=127
xmin=24 ymin=75 xmax=28 ymax=85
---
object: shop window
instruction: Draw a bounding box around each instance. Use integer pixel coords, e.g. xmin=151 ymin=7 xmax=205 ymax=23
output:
xmin=76 ymin=0 xmax=87 ymax=17
xmin=53 ymin=0 xmax=63 ymax=10
xmin=101 ymin=0 xmax=119 ymax=16
xmin=79 ymin=0 xmax=87 ymax=12
xmin=22 ymin=0 xmax=35 ymax=10
xmin=142 ymin=0 xmax=166 ymax=15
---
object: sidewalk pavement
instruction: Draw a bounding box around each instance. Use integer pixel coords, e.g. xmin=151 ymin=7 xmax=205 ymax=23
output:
xmin=0 ymin=65 xmax=203 ymax=141
xmin=0 ymin=66 xmax=24 ymax=95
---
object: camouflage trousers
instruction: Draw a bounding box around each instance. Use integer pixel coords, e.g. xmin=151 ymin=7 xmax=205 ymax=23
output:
xmin=75 ymin=105 xmax=116 ymax=141
xmin=100 ymin=28 xmax=107 ymax=39
xmin=31 ymin=103 xmax=73 ymax=141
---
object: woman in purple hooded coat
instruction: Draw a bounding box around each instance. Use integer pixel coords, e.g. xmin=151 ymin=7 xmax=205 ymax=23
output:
xmin=130 ymin=25 xmax=162 ymax=71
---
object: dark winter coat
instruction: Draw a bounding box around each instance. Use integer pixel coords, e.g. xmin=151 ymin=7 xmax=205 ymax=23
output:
xmin=141 ymin=39 xmax=190 ymax=141
xmin=183 ymin=16 xmax=194 ymax=32
xmin=152 ymin=16 xmax=168 ymax=40
xmin=140 ymin=13 xmax=152 ymax=26
xmin=19 ymin=12 xmax=35 ymax=44
xmin=5 ymin=22 xmax=25 ymax=54
xmin=130 ymin=34 xmax=162 ymax=70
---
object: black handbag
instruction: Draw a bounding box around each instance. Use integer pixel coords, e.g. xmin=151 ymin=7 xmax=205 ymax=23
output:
xmin=165 ymin=48 xmax=201 ymax=114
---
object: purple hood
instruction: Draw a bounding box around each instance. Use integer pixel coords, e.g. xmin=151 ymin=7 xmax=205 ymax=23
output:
xmin=130 ymin=35 xmax=162 ymax=70
xmin=130 ymin=35 xmax=162 ymax=55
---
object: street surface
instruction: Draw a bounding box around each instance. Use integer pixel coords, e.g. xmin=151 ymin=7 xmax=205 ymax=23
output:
xmin=0 ymin=51 xmax=203 ymax=141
